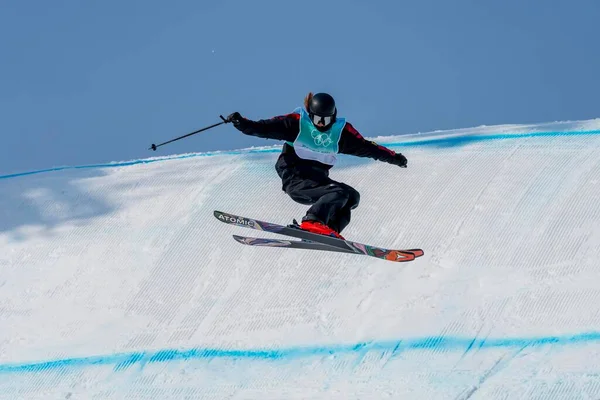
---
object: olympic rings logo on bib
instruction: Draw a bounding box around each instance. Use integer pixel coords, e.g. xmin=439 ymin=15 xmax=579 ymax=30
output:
xmin=311 ymin=132 xmax=333 ymax=147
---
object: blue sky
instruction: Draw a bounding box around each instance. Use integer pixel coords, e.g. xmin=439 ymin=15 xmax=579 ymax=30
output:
xmin=1 ymin=0 xmax=599 ymax=175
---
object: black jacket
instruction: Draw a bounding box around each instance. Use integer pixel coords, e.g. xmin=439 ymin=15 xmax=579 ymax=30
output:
xmin=234 ymin=112 xmax=403 ymax=183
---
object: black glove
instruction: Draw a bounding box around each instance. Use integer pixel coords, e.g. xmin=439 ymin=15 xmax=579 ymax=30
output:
xmin=392 ymin=152 xmax=407 ymax=168
xmin=226 ymin=112 xmax=243 ymax=127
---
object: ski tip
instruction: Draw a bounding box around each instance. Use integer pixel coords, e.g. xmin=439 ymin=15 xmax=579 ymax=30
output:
xmin=385 ymin=251 xmax=416 ymax=262
xmin=383 ymin=249 xmax=425 ymax=262
xmin=406 ymin=249 xmax=425 ymax=258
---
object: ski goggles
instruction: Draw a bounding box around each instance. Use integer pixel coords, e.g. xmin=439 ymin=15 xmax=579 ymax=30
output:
xmin=311 ymin=114 xmax=333 ymax=126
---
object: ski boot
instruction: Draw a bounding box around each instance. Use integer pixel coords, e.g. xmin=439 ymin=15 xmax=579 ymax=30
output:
xmin=293 ymin=219 xmax=345 ymax=240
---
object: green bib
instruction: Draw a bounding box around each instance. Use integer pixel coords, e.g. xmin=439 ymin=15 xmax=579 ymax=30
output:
xmin=286 ymin=107 xmax=346 ymax=166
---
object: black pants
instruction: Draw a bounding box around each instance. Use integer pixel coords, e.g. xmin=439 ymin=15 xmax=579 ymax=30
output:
xmin=283 ymin=176 xmax=360 ymax=233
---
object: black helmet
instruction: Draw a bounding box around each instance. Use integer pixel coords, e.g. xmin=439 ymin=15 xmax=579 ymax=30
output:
xmin=308 ymin=92 xmax=337 ymax=131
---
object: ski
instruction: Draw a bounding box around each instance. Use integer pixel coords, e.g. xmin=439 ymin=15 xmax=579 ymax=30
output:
xmin=214 ymin=210 xmax=423 ymax=262
xmin=232 ymin=235 xmax=357 ymax=254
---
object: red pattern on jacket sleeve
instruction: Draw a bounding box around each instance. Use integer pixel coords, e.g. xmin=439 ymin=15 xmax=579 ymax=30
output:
xmin=342 ymin=123 xmax=397 ymax=158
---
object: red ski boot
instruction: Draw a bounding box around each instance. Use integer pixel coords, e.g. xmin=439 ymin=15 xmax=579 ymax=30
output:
xmin=299 ymin=220 xmax=345 ymax=240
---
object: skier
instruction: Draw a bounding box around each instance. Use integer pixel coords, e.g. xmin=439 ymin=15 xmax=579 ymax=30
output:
xmin=227 ymin=92 xmax=407 ymax=240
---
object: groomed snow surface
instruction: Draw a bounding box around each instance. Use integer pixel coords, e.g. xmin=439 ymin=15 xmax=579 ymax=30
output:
xmin=1 ymin=119 xmax=600 ymax=399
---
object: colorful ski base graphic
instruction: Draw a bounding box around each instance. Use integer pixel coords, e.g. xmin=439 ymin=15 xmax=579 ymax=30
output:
xmin=214 ymin=210 xmax=423 ymax=263
xmin=232 ymin=235 xmax=357 ymax=254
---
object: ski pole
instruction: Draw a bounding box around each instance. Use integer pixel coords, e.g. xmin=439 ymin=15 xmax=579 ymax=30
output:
xmin=149 ymin=115 xmax=230 ymax=151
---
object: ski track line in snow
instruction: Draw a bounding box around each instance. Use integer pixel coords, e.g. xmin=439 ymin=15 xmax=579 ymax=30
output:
xmin=1 ymin=129 xmax=599 ymax=181
xmin=455 ymin=345 xmax=526 ymax=400
xmin=1 ymin=332 xmax=600 ymax=375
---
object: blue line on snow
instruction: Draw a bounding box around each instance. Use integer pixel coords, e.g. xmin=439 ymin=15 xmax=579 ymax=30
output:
xmin=394 ymin=129 xmax=600 ymax=148
xmin=1 ymin=129 xmax=599 ymax=180
xmin=1 ymin=331 xmax=599 ymax=374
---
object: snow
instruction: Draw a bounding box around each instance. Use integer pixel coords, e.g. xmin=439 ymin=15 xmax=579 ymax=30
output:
xmin=1 ymin=119 xmax=600 ymax=399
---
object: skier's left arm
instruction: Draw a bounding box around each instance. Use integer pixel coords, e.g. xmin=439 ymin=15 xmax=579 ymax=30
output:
xmin=338 ymin=123 xmax=407 ymax=167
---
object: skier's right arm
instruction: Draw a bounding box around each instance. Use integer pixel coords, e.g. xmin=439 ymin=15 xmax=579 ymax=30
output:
xmin=226 ymin=112 xmax=299 ymax=142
